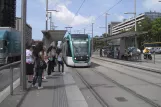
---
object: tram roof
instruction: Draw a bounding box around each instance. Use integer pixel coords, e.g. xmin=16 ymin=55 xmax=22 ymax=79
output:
xmin=42 ymin=30 xmax=67 ymax=41
xmin=99 ymin=31 xmax=147 ymax=41
xmin=71 ymin=34 xmax=89 ymax=38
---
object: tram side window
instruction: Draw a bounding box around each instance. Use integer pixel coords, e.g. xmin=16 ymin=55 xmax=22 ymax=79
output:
xmin=67 ymin=41 xmax=72 ymax=57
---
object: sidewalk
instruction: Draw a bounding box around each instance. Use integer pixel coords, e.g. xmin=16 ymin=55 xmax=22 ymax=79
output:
xmin=92 ymin=54 xmax=161 ymax=73
xmin=20 ymin=67 xmax=88 ymax=107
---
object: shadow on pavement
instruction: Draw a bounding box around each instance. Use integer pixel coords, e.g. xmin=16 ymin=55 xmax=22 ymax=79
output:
xmin=91 ymin=62 xmax=100 ymax=68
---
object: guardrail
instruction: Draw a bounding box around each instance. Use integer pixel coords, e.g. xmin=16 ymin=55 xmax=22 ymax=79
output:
xmin=0 ymin=61 xmax=21 ymax=95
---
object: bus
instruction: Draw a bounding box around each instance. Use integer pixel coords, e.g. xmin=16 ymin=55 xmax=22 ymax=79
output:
xmin=144 ymin=42 xmax=161 ymax=53
xmin=62 ymin=33 xmax=91 ymax=67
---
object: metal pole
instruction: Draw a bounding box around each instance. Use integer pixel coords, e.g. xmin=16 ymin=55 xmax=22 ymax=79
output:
xmin=70 ymin=28 xmax=72 ymax=34
xmin=134 ymin=0 xmax=137 ymax=48
xmin=154 ymin=52 xmax=155 ymax=64
xmin=10 ymin=66 xmax=13 ymax=95
xmin=50 ymin=12 xmax=52 ymax=30
xmin=46 ymin=0 xmax=48 ymax=30
xmin=105 ymin=13 xmax=107 ymax=37
xmin=84 ymin=29 xmax=85 ymax=34
xmin=21 ymin=0 xmax=27 ymax=90
xmin=92 ymin=23 xmax=94 ymax=53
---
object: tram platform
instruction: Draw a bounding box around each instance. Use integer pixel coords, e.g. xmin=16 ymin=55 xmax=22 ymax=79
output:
xmin=92 ymin=54 xmax=161 ymax=73
xmin=0 ymin=67 xmax=88 ymax=107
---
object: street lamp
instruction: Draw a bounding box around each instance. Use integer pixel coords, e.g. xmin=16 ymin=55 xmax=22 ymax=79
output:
xmin=48 ymin=12 xmax=52 ymax=30
xmin=124 ymin=0 xmax=137 ymax=48
xmin=92 ymin=23 xmax=94 ymax=54
xmin=99 ymin=13 xmax=110 ymax=37
xmin=46 ymin=0 xmax=59 ymax=30
xmin=46 ymin=10 xmax=59 ymax=30
xmin=105 ymin=13 xmax=110 ymax=38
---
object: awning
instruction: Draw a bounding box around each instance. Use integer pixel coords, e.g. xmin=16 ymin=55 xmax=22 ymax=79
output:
xmin=98 ymin=31 xmax=148 ymax=42
xmin=42 ymin=30 xmax=67 ymax=41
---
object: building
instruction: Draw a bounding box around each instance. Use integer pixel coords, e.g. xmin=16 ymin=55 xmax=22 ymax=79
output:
xmin=108 ymin=22 xmax=121 ymax=35
xmin=145 ymin=11 xmax=161 ymax=20
xmin=0 ymin=0 xmax=16 ymax=28
xmin=15 ymin=17 xmax=32 ymax=44
xmin=111 ymin=11 xmax=161 ymax=35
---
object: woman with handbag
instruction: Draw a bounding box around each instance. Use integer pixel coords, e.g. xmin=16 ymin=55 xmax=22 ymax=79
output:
xmin=32 ymin=43 xmax=47 ymax=89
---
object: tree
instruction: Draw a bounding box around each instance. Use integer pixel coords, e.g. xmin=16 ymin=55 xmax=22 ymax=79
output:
xmin=102 ymin=33 xmax=109 ymax=38
xmin=137 ymin=17 xmax=152 ymax=32
xmin=94 ymin=35 xmax=99 ymax=38
xmin=152 ymin=18 xmax=161 ymax=42
xmin=136 ymin=17 xmax=152 ymax=48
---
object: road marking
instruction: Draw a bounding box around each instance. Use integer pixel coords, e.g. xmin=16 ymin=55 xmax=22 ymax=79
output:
xmin=0 ymin=78 xmax=20 ymax=104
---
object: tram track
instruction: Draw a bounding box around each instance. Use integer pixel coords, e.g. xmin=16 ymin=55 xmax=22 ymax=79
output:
xmin=96 ymin=63 xmax=161 ymax=89
xmin=90 ymin=68 xmax=161 ymax=107
xmin=75 ymin=68 xmax=109 ymax=107
xmin=92 ymin=57 xmax=161 ymax=74
xmin=94 ymin=57 xmax=161 ymax=80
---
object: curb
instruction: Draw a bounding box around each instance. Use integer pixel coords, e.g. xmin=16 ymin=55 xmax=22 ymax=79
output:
xmin=92 ymin=57 xmax=161 ymax=74
xmin=0 ymin=78 xmax=20 ymax=104
xmin=0 ymin=78 xmax=31 ymax=107
xmin=16 ymin=86 xmax=31 ymax=107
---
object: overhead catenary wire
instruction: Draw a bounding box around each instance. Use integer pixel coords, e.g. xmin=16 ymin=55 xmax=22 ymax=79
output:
xmin=70 ymin=0 xmax=86 ymax=26
xmin=83 ymin=0 xmax=123 ymax=30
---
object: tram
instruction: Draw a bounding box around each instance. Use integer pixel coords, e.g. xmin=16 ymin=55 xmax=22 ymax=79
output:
xmin=62 ymin=33 xmax=91 ymax=67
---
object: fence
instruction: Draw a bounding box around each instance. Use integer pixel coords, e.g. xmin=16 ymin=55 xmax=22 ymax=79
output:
xmin=0 ymin=61 xmax=21 ymax=95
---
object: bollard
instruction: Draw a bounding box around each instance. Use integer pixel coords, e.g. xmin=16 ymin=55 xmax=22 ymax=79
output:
xmin=154 ymin=52 xmax=155 ymax=64
xmin=10 ymin=66 xmax=13 ymax=95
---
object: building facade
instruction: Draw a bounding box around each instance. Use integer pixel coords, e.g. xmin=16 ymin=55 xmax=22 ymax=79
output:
xmin=108 ymin=22 xmax=121 ymax=35
xmin=0 ymin=0 xmax=16 ymax=28
xmin=15 ymin=17 xmax=32 ymax=44
xmin=111 ymin=11 xmax=161 ymax=35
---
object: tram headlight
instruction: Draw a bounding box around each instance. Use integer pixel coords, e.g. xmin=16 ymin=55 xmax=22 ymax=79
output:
xmin=75 ymin=57 xmax=76 ymax=60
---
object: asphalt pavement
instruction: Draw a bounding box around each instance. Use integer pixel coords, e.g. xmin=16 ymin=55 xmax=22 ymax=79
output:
xmin=0 ymin=67 xmax=20 ymax=92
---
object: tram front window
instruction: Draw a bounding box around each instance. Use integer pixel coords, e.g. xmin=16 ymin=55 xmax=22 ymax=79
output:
xmin=72 ymin=38 xmax=88 ymax=56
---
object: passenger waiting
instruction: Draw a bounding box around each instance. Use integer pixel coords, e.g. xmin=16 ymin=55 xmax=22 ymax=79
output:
xmin=57 ymin=49 xmax=64 ymax=74
xmin=47 ymin=44 xmax=56 ymax=76
xmin=26 ymin=44 xmax=34 ymax=83
xmin=32 ymin=43 xmax=47 ymax=89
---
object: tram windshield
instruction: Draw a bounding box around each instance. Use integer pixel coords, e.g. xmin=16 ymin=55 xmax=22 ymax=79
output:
xmin=72 ymin=38 xmax=88 ymax=56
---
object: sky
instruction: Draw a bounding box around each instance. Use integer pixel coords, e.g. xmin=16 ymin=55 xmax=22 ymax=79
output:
xmin=16 ymin=0 xmax=161 ymax=40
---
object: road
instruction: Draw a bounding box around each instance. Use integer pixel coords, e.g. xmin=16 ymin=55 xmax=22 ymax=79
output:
xmin=0 ymin=66 xmax=20 ymax=92
xmin=69 ymin=58 xmax=161 ymax=107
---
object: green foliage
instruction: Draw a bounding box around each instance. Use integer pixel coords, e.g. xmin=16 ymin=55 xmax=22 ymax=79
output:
xmin=93 ymin=34 xmax=109 ymax=50
xmin=102 ymin=33 xmax=109 ymax=38
xmin=137 ymin=17 xmax=152 ymax=32
xmin=152 ymin=18 xmax=161 ymax=41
